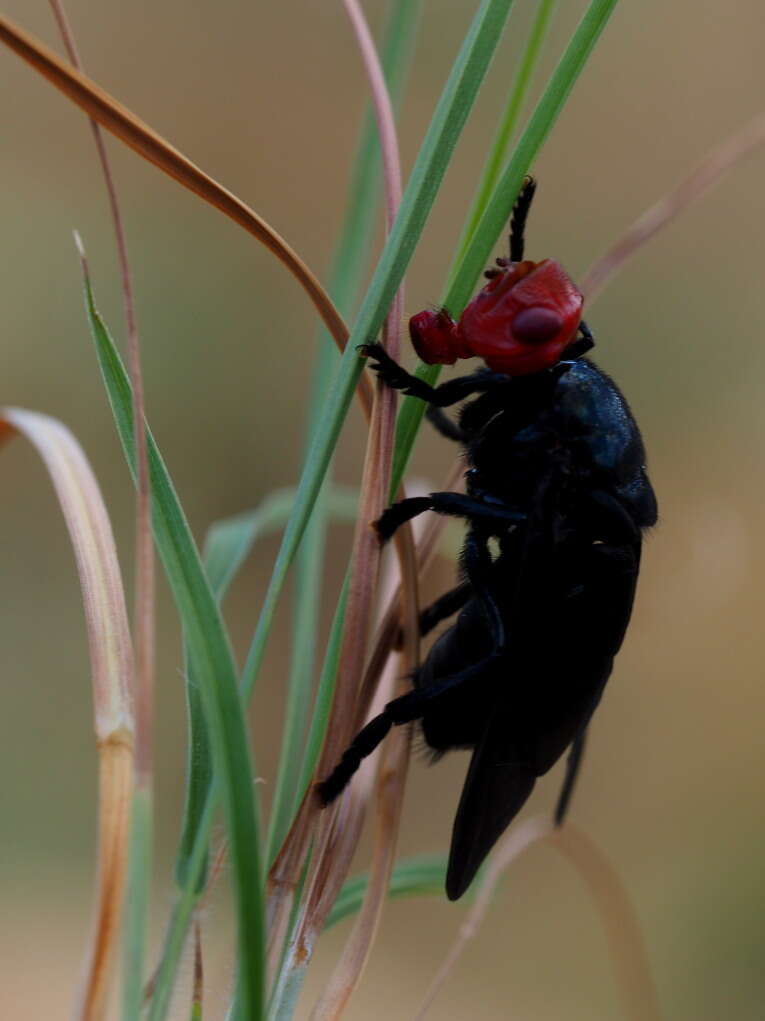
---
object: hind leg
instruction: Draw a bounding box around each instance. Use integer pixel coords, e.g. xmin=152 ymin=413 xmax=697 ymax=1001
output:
xmin=554 ymin=728 xmax=587 ymax=825
xmin=318 ymin=650 xmax=499 ymax=804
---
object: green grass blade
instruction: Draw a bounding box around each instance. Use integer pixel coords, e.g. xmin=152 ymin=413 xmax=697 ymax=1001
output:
xmin=150 ymin=792 xmax=217 ymax=1021
xmin=294 ymin=573 xmax=349 ymax=811
xmin=324 ymin=855 xmax=448 ymax=929
xmin=122 ymin=787 xmax=153 ymax=1020
xmin=240 ymin=0 xmax=516 ymax=706
xmin=176 ymin=487 xmax=309 ymax=891
xmin=325 ymin=0 xmax=422 ymax=324
xmin=264 ymin=491 xmax=329 ymax=864
xmin=81 ymin=275 xmax=265 ymax=1021
xmin=175 ymin=485 xmax=357 ymax=888
xmin=452 ymin=0 xmax=558 ymax=270
xmin=205 ymin=489 xmax=302 ymax=599
xmin=261 ymin=584 xmax=348 ymax=1017
xmin=264 ymin=0 xmax=421 ymax=868
xmin=391 ymin=0 xmax=623 ymax=491
xmin=447 ymin=0 xmax=621 ymax=313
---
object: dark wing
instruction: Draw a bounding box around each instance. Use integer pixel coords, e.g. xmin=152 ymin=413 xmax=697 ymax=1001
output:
xmin=446 ymin=720 xmax=536 ymax=900
xmin=446 ymin=536 xmax=641 ymax=901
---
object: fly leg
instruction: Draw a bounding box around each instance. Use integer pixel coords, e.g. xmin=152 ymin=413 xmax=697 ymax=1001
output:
xmin=418 ymin=581 xmax=472 ymax=638
xmin=375 ymin=491 xmax=524 ymax=542
xmin=425 ymin=405 xmax=467 ymax=443
xmin=359 ymin=343 xmax=511 ymax=406
xmin=318 ymin=650 xmax=499 ymax=804
xmin=554 ymin=728 xmax=587 ymax=825
xmin=393 ymin=581 xmax=473 ymax=648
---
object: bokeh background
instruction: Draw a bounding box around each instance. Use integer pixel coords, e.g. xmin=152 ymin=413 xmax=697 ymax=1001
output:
xmin=2 ymin=1 xmax=765 ymax=1018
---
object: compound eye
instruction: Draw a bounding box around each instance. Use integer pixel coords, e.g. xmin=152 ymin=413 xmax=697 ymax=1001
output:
xmin=512 ymin=306 xmax=563 ymax=344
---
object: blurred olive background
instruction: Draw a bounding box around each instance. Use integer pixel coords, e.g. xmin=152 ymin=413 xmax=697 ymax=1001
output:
xmin=2 ymin=1 xmax=765 ymax=1018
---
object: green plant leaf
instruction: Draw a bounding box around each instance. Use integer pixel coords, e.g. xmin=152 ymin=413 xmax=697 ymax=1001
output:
xmin=81 ymin=271 xmax=265 ymax=1021
xmin=325 ymin=855 xmax=449 ymax=929
xmin=452 ymin=0 xmax=558 ymax=268
xmin=175 ymin=484 xmax=358 ymax=889
xmin=122 ymin=787 xmax=153 ymax=1021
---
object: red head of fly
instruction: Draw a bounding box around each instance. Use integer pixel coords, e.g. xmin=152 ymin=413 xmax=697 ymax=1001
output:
xmin=409 ymin=258 xmax=583 ymax=376
xmin=408 ymin=179 xmax=583 ymax=376
xmin=458 ymin=257 xmax=583 ymax=374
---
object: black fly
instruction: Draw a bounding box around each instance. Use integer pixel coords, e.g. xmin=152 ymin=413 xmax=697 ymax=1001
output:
xmin=318 ymin=180 xmax=657 ymax=900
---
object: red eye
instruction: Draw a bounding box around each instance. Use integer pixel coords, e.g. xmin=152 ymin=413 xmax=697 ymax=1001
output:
xmin=511 ymin=306 xmax=563 ymax=344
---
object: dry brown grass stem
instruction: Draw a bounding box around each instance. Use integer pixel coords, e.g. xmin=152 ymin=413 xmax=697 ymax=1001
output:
xmin=192 ymin=920 xmax=204 ymax=1017
xmin=80 ymin=732 xmax=134 ymax=1021
xmin=582 ymin=111 xmax=765 ymax=302
xmin=415 ymin=817 xmax=662 ymax=1021
xmin=0 ymin=410 xmax=134 ymax=1021
xmin=355 ymin=459 xmax=465 ymax=733
xmin=266 ymin=458 xmax=463 ymax=963
xmin=551 ymin=825 xmax=663 ymax=1021
xmin=308 ymin=536 xmax=419 ymax=1020
xmin=266 ymin=7 xmax=417 ymax=1008
xmin=414 ymin=816 xmax=553 ymax=1021
xmin=0 ymin=13 xmax=378 ymax=415
xmin=279 ymin=649 xmax=403 ymax=999
xmin=49 ymin=0 xmax=154 ymax=791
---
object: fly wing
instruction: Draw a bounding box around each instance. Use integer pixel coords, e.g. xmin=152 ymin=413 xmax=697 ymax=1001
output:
xmin=445 ymin=537 xmax=642 ymax=901
xmin=446 ymin=717 xmax=536 ymax=901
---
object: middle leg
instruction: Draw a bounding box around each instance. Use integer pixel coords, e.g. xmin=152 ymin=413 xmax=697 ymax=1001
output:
xmin=375 ymin=491 xmax=524 ymax=542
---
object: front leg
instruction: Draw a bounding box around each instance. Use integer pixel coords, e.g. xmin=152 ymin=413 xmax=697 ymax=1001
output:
xmin=359 ymin=343 xmax=511 ymax=407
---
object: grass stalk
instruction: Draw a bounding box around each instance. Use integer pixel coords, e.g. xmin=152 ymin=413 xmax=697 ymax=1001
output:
xmin=451 ymin=0 xmax=558 ymax=269
xmin=264 ymin=0 xmax=421 ymax=870
xmin=46 ymin=3 xmax=157 ymax=1012
xmin=78 ymin=261 xmax=265 ymax=1021
xmin=392 ymin=0 xmax=624 ymax=491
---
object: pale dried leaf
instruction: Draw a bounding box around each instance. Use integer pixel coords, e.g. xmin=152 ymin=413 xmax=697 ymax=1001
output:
xmin=0 ymin=408 xmax=134 ymax=1021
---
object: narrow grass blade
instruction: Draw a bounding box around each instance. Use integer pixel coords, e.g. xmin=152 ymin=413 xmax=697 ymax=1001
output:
xmin=79 ymin=268 xmax=265 ymax=1021
xmin=242 ymin=0 xmax=516 ymax=742
xmin=392 ymin=0 xmax=624 ymax=491
xmin=295 ymin=573 xmax=350 ymax=810
xmin=264 ymin=0 xmax=421 ymax=872
xmin=176 ymin=484 xmax=357 ymax=889
xmin=446 ymin=0 xmax=622 ymax=313
xmin=0 ymin=409 xmax=134 ymax=1021
xmin=452 ymin=0 xmax=558 ymax=268
xmin=324 ymin=856 xmax=447 ymax=930
xmin=204 ymin=485 xmax=357 ymax=603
